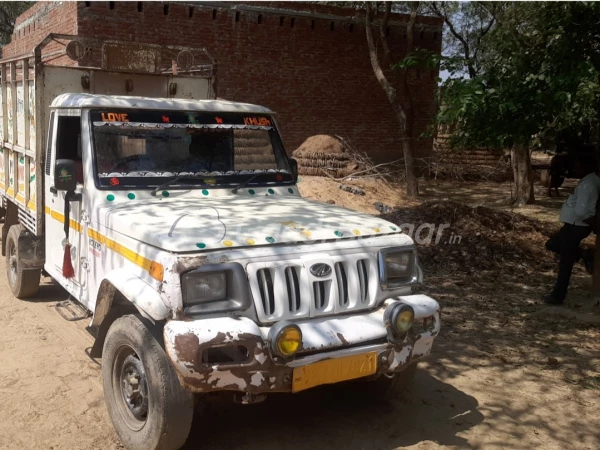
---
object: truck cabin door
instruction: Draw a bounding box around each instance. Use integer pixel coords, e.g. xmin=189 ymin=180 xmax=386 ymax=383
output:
xmin=44 ymin=112 xmax=86 ymax=300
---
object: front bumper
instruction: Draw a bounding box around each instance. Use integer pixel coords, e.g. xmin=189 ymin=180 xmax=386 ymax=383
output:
xmin=163 ymin=294 xmax=440 ymax=394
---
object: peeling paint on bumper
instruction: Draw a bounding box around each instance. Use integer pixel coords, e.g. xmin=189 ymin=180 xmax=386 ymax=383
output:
xmin=163 ymin=295 xmax=440 ymax=394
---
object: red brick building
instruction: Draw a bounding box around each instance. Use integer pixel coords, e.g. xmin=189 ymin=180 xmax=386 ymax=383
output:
xmin=2 ymin=1 xmax=442 ymax=163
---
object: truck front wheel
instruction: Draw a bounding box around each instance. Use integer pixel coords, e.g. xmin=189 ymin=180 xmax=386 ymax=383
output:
xmin=5 ymin=225 xmax=40 ymax=298
xmin=102 ymin=314 xmax=194 ymax=450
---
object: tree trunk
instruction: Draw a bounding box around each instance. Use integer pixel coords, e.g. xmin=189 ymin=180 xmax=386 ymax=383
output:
xmin=365 ymin=2 xmax=419 ymax=198
xmin=402 ymin=139 xmax=419 ymax=196
xmin=510 ymin=144 xmax=534 ymax=205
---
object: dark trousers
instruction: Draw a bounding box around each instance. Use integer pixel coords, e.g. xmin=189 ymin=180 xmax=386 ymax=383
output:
xmin=545 ymin=223 xmax=592 ymax=300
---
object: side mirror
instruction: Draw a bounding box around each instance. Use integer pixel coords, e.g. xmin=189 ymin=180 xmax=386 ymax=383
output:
xmin=54 ymin=159 xmax=77 ymax=192
xmin=289 ymin=158 xmax=298 ymax=183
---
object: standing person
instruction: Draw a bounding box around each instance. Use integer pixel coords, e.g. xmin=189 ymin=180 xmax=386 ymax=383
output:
xmin=544 ymin=153 xmax=600 ymax=305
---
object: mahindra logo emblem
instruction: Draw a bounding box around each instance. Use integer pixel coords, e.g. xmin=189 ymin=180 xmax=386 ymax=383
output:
xmin=310 ymin=263 xmax=332 ymax=278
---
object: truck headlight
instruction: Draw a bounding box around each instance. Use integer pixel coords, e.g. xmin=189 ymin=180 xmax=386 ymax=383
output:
xmin=181 ymin=263 xmax=251 ymax=314
xmin=384 ymin=302 xmax=415 ymax=339
xmin=379 ymin=248 xmax=417 ymax=289
xmin=183 ymin=271 xmax=227 ymax=303
xmin=268 ymin=322 xmax=302 ymax=358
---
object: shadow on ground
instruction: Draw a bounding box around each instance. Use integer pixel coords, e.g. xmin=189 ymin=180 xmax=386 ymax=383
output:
xmin=20 ymin=276 xmax=71 ymax=304
xmin=184 ymin=369 xmax=481 ymax=450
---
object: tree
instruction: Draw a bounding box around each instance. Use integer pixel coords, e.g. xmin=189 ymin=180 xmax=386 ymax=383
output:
xmin=0 ymin=2 xmax=34 ymax=47
xmin=365 ymin=2 xmax=421 ymax=197
xmin=427 ymin=1 xmax=496 ymax=78
xmin=437 ymin=2 xmax=600 ymax=206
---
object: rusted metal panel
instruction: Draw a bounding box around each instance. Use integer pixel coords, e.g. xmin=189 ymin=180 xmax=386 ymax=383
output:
xmin=102 ymin=42 xmax=160 ymax=73
xmin=164 ymin=317 xmax=292 ymax=394
xmin=163 ymin=296 xmax=440 ymax=394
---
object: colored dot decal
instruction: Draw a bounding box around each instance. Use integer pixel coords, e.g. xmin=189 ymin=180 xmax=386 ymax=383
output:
xmin=268 ymin=188 xmax=275 ymax=195
xmin=202 ymin=189 xmax=209 ymax=196
xmin=162 ymin=190 xmax=170 ymax=197
xmin=353 ymin=229 xmax=361 ymax=236
xmin=245 ymin=238 xmax=256 ymax=245
xmin=127 ymin=193 xmax=135 ymax=200
xmin=372 ymin=227 xmax=381 ymax=233
xmin=248 ymin=189 xmax=255 ymax=195
xmin=266 ymin=236 xmax=275 ymax=243
xmin=288 ymin=188 xmax=294 ymax=194
xmin=106 ymin=194 xmax=115 ymax=202
xmin=390 ymin=226 xmax=397 ymax=231
xmin=334 ymin=231 xmax=343 ymax=237
xmin=223 ymin=240 xmax=233 ymax=247
xmin=196 ymin=243 xmax=206 ymax=249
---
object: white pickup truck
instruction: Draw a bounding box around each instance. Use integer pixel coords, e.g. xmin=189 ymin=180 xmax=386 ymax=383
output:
xmin=0 ymin=35 xmax=440 ymax=450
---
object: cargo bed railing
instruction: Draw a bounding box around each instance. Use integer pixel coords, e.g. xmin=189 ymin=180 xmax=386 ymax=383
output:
xmin=0 ymin=34 xmax=217 ymax=236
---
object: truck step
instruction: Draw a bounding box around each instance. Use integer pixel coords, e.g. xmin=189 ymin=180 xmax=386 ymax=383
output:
xmin=55 ymin=298 xmax=92 ymax=322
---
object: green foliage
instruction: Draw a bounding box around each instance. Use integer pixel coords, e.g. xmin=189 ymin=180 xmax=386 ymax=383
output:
xmin=437 ymin=1 xmax=600 ymax=150
xmin=0 ymin=2 xmax=34 ymax=46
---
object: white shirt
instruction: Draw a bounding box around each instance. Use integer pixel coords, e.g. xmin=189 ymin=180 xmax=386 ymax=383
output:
xmin=559 ymin=172 xmax=600 ymax=226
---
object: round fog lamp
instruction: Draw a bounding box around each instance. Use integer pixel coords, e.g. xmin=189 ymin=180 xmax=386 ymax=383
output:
xmin=384 ymin=303 xmax=415 ymax=336
xmin=269 ymin=322 xmax=302 ymax=358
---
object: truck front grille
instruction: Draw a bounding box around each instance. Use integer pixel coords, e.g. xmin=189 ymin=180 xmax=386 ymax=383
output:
xmin=256 ymin=268 xmax=275 ymax=316
xmin=247 ymin=254 xmax=378 ymax=323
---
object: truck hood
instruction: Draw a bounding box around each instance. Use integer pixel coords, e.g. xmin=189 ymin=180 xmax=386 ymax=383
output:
xmin=99 ymin=195 xmax=403 ymax=253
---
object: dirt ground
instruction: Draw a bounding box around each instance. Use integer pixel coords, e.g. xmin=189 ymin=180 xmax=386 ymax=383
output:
xmin=0 ymin=176 xmax=598 ymax=449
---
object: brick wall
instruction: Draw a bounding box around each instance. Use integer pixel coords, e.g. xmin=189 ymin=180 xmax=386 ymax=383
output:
xmin=2 ymin=2 xmax=78 ymax=58
xmin=2 ymin=1 xmax=442 ymax=164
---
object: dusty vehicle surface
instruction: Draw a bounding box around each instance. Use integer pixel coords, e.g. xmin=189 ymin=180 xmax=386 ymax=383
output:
xmin=0 ymin=35 xmax=440 ymax=450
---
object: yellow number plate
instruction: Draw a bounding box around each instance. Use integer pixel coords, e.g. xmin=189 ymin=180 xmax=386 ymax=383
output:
xmin=292 ymin=351 xmax=378 ymax=393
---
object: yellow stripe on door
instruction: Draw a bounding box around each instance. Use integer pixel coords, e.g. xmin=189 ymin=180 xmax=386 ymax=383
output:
xmin=45 ymin=207 xmax=164 ymax=281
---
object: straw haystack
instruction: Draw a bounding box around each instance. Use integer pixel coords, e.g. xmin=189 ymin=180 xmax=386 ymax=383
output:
xmin=292 ymin=135 xmax=362 ymax=178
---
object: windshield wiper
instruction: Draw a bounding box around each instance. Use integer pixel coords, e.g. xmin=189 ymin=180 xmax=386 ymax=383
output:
xmin=231 ymin=173 xmax=263 ymax=194
xmin=151 ymin=175 xmax=201 ymax=196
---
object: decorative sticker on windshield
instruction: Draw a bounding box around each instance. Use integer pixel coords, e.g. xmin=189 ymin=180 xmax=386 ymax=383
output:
xmin=101 ymin=112 xmax=129 ymax=122
xmin=91 ymin=111 xmax=274 ymax=128
xmin=244 ymin=117 xmax=271 ymax=126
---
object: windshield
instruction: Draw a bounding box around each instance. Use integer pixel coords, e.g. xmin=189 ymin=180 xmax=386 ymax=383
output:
xmin=90 ymin=110 xmax=293 ymax=189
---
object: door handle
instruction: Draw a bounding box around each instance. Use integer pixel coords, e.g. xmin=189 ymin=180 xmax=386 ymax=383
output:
xmin=49 ymin=186 xmax=57 ymax=194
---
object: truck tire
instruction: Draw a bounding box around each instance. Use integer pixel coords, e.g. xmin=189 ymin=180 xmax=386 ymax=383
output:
xmin=5 ymin=225 xmax=41 ymax=298
xmin=102 ymin=314 xmax=194 ymax=450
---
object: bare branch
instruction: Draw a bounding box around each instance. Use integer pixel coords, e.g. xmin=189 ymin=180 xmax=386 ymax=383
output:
xmin=477 ymin=1 xmax=527 ymax=49
xmin=473 ymin=16 xmax=495 ymax=60
xmin=431 ymin=2 xmax=476 ymax=77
